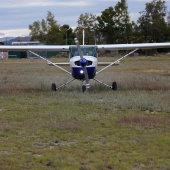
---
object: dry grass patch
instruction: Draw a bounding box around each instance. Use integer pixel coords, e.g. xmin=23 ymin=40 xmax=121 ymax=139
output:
xmin=45 ymin=120 xmax=89 ymax=131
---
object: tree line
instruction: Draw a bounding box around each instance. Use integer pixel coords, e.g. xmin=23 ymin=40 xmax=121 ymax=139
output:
xmin=29 ymin=0 xmax=170 ymax=45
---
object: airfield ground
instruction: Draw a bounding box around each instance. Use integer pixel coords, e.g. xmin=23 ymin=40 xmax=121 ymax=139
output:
xmin=0 ymin=56 xmax=170 ymax=169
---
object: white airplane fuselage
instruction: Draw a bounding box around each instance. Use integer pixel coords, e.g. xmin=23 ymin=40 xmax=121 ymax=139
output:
xmin=70 ymin=55 xmax=98 ymax=80
xmin=69 ymin=45 xmax=98 ymax=80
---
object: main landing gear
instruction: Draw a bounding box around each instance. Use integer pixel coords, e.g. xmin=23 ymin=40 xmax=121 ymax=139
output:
xmin=51 ymin=83 xmax=57 ymax=91
xmin=93 ymin=78 xmax=117 ymax=91
xmin=111 ymin=82 xmax=117 ymax=90
xmin=51 ymin=78 xmax=75 ymax=91
xmin=51 ymin=80 xmax=117 ymax=92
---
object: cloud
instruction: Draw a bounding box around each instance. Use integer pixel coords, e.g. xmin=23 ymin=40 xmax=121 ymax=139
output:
xmin=0 ymin=29 xmax=29 ymax=38
xmin=0 ymin=0 xmax=169 ymax=37
xmin=0 ymin=0 xmax=93 ymax=8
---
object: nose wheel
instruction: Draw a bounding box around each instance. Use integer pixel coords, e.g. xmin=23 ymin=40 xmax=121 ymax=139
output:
xmin=82 ymin=83 xmax=90 ymax=93
xmin=82 ymin=85 xmax=86 ymax=93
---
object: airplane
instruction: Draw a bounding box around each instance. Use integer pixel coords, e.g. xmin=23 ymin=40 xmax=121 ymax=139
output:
xmin=0 ymin=38 xmax=170 ymax=92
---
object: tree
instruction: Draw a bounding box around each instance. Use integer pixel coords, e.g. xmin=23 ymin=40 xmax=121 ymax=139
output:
xmin=29 ymin=11 xmax=63 ymax=44
xmin=167 ymin=12 xmax=170 ymax=26
xmin=136 ymin=0 xmax=168 ymax=42
xmin=60 ymin=24 xmax=75 ymax=45
xmin=166 ymin=12 xmax=170 ymax=41
xmin=97 ymin=0 xmax=132 ymax=44
xmin=74 ymin=13 xmax=97 ymax=45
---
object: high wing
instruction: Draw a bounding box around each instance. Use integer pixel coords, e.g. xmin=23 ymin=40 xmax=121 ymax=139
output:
xmin=0 ymin=45 xmax=69 ymax=51
xmin=97 ymin=43 xmax=170 ymax=50
xmin=0 ymin=42 xmax=170 ymax=52
xmin=0 ymin=42 xmax=170 ymax=51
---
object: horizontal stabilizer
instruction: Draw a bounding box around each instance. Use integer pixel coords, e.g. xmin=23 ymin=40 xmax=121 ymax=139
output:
xmin=98 ymin=62 xmax=120 ymax=66
xmin=48 ymin=62 xmax=70 ymax=66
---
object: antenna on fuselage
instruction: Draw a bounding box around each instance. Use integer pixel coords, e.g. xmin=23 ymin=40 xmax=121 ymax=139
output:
xmin=83 ymin=28 xmax=85 ymax=45
xmin=78 ymin=19 xmax=85 ymax=45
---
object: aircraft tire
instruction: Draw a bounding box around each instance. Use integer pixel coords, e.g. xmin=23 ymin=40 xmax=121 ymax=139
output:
xmin=112 ymin=82 xmax=117 ymax=90
xmin=82 ymin=85 xmax=86 ymax=93
xmin=51 ymin=83 xmax=57 ymax=91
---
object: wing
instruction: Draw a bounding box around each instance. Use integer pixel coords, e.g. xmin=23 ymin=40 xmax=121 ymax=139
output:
xmin=1 ymin=43 xmax=170 ymax=51
xmin=0 ymin=45 xmax=70 ymax=51
xmin=97 ymin=43 xmax=170 ymax=50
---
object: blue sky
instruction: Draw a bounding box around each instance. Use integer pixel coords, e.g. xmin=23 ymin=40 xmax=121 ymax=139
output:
xmin=0 ymin=0 xmax=170 ymax=38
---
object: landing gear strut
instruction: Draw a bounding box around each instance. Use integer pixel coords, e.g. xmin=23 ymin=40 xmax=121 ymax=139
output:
xmin=93 ymin=78 xmax=117 ymax=91
xmin=51 ymin=79 xmax=75 ymax=91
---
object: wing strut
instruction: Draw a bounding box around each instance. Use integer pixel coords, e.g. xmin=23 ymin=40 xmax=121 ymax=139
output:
xmin=96 ymin=48 xmax=138 ymax=75
xmin=93 ymin=78 xmax=111 ymax=88
xmin=29 ymin=51 xmax=71 ymax=75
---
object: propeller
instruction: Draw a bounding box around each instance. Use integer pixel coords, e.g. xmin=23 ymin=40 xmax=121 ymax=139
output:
xmin=74 ymin=38 xmax=90 ymax=89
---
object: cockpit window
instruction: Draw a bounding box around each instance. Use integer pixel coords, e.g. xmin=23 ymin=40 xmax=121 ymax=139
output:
xmin=69 ymin=46 xmax=97 ymax=58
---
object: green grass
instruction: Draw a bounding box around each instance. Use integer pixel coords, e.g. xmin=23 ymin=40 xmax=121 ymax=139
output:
xmin=0 ymin=56 xmax=170 ymax=169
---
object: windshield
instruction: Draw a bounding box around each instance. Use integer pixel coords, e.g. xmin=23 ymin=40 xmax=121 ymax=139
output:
xmin=69 ymin=46 xmax=97 ymax=58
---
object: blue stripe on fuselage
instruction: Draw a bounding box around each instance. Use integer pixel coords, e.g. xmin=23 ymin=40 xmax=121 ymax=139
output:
xmin=71 ymin=67 xmax=96 ymax=80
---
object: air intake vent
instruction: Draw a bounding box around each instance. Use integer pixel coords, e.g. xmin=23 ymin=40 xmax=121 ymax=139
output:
xmin=75 ymin=60 xmax=92 ymax=66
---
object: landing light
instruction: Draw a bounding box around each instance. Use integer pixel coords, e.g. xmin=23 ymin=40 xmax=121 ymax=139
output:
xmin=80 ymin=70 xmax=84 ymax=74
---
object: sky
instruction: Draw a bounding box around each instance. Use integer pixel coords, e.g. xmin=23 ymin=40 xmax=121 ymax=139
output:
xmin=0 ymin=0 xmax=170 ymax=38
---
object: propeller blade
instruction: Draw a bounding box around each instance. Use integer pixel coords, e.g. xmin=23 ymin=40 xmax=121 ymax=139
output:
xmin=74 ymin=38 xmax=83 ymax=60
xmin=74 ymin=38 xmax=90 ymax=88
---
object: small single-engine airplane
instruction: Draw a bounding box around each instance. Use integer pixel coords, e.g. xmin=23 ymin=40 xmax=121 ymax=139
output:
xmin=0 ymin=38 xmax=170 ymax=92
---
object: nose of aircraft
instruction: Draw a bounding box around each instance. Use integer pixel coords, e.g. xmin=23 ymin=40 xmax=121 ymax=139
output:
xmin=79 ymin=58 xmax=87 ymax=67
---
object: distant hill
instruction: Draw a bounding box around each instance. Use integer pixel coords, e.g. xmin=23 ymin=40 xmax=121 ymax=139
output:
xmin=0 ymin=37 xmax=15 ymax=42
xmin=0 ymin=36 xmax=31 ymax=45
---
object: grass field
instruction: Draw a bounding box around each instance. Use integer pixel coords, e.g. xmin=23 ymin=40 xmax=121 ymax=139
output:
xmin=0 ymin=55 xmax=170 ymax=170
